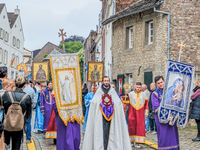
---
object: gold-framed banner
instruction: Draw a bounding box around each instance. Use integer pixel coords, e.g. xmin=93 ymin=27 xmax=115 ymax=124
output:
xmin=87 ymin=62 xmax=104 ymax=82
xmin=32 ymin=62 xmax=49 ymax=82
xmin=49 ymin=54 xmax=83 ymax=126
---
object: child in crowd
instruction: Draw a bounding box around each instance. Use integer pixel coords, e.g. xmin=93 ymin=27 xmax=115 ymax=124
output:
xmin=1 ymin=79 xmax=14 ymax=92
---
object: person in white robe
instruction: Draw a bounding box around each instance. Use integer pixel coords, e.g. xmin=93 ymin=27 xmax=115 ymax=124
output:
xmin=82 ymin=76 xmax=132 ymax=150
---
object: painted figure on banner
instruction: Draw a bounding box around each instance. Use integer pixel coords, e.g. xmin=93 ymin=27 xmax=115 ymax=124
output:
xmin=90 ymin=65 xmax=100 ymax=81
xmin=82 ymin=76 xmax=132 ymax=150
xmin=58 ymin=71 xmax=76 ymax=104
xmin=166 ymin=78 xmax=185 ymax=108
xmin=36 ymin=64 xmax=46 ymax=80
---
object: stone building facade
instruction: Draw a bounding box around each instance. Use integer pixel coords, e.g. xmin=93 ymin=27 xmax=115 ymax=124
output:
xmin=83 ymin=30 xmax=97 ymax=83
xmin=103 ymin=0 xmax=200 ymax=91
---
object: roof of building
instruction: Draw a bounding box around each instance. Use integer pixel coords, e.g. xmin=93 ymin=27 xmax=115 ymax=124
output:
xmin=102 ymin=0 xmax=163 ymax=25
xmin=7 ymin=12 xmax=18 ymax=28
xmin=0 ymin=4 xmax=5 ymax=14
xmin=33 ymin=49 xmax=41 ymax=58
xmin=42 ymin=48 xmax=62 ymax=61
xmin=33 ymin=42 xmax=64 ymax=63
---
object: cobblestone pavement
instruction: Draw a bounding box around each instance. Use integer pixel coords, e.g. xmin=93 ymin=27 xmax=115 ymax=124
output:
xmin=20 ymin=111 xmax=200 ymax=150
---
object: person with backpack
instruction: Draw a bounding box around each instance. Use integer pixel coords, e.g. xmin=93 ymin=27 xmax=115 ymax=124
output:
xmin=1 ymin=75 xmax=32 ymax=150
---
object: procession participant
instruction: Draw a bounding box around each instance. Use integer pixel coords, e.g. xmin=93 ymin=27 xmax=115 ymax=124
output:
xmin=45 ymin=91 xmax=57 ymax=144
xmin=152 ymin=76 xmax=180 ymax=150
xmin=111 ymin=84 xmax=121 ymax=98
xmin=128 ymin=82 xmax=148 ymax=148
xmin=23 ymin=78 xmax=37 ymax=143
xmin=83 ymin=84 xmax=96 ymax=131
xmin=34 ymin=83 xmax=46 ymax=133
xmin=0 ymin=66 xmax=8 ymax=90
xmin=149 ymin=83 xmax=157 ymax=134
xmin=82 ymin=76 xmax=132 ymax=150
xmin=82 ymin=83 xmax=88 ymax=117
xmin=51 ymin=93 xmax=80 ymax=150
xmin=190 ymin=79 xmax=200 ymax=142
xmin=142 ymin=84 xmax=151 ymax=133
xmin=40 ymin=81 xmax=53 ymax=134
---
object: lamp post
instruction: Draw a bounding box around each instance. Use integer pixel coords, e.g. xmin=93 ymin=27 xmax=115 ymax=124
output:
xmin=95 ymin=50 xmax=100 ymax=62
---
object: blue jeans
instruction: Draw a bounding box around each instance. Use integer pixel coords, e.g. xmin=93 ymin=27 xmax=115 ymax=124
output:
xmin=145 ymin=117 xmax=149 ymax=131
xmin=149 ymin=119 xmax=157 ymax=132
xmin=25 ymin=113 xmax=32 ymax=140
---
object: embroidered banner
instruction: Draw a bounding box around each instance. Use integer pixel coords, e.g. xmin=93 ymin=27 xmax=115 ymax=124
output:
xmin=158 ymin=60 xmax=195 ymax=128
xmin=50 ymin=54 xmax=83 ymax=126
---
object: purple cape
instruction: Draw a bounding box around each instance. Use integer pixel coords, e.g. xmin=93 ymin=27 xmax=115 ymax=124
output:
xmin=40 ymin=89 xmax=53 ymax=133
xmin=152 ymin=89 xmax=180 ymax=150
xmin=52 ymin=101 xmax=80 ymax=150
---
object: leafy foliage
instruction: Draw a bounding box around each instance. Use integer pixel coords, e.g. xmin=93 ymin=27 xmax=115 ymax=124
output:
xmin=59 ymin=41 xmax=83 ymax=53
xmin=41 ymin=54 xmax=48 ymax=61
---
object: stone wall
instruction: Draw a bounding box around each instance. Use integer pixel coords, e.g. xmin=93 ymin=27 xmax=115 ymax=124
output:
xmin=112 ymin=9 xmax=168 ymax=86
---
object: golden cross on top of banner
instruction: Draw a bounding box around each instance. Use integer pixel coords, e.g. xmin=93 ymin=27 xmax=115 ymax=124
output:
xmin=58 ymin=29 xmax=66 ymax=44
xmin=178 ymin=41 xmax=186 ymax=62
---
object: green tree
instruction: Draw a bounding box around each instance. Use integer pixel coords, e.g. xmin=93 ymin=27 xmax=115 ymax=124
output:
xmin=78 ymin=48 xmax=84 ymax=82
xmin=59 ymin=41 xmax=83 ymax=53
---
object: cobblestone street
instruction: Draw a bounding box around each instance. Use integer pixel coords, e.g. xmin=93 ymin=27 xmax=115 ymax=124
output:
xmin=19 ymin=110 xmax=200 ymax=150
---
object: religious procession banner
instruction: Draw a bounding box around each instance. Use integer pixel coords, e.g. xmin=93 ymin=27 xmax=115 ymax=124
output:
xmin=49 ymin=54 xmax=83 ymax=126
xmin=32 ymin=62 xmax=49 ymax=82
xmin=158 ymin=60 xmax=195 ymax=128
xmin=87 ymin=62 xmax=104 ymax=82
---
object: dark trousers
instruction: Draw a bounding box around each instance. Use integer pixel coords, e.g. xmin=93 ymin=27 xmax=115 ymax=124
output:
xmin=149 ymin=119 xmax=157 ymax=132
xmin=195 ymin=119 xmax=200 ymax=137
xmin=4 ymin=130 xmax=23 ymax=150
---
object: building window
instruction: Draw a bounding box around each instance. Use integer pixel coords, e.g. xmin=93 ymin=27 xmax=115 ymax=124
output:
xmin=16 ymin=56 xmax=19 ymax=66
xmin=145 ymin=20 xmax=153 ymax=45
xmin=148 ymin=21 xmax=153 ymax=44
xmin=0 ymin=28 xmax=3 ymax=39
xmin=13 ymin=36 xmax=16 ymax=46
xmin=0 ymin=48 xmax=2 ymax=63
xmin=126 ymin=26 xmax=133 ymax=49
xmin=11 ymin=71 xmax=14 ymax=79
xmin=125 ymin=73 xmax=133 ymax=85
xmin=4 ymin=31 xmax=9 ymax=42
xmin=16 ymin=39 xmax=20 ymax=49
xmin=4 ymin=50 xmax=8 ymax=65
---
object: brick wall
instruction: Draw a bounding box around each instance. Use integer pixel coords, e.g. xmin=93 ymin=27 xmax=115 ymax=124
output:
xmin=161 ymin=0 xmax=200 ymax=70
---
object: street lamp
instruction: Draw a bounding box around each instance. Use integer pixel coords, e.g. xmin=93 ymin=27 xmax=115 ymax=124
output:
xmin=95 ymin=50 xmax=100 ymax=62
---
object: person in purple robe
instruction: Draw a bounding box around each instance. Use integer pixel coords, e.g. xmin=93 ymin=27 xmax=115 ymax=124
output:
xmin=40 ymin=81 xmax=53 ymax=133
xmin=151 ymin=76 xmax=180 ymax=150
xmin=52 ymin=97 xmax=80 ymax=150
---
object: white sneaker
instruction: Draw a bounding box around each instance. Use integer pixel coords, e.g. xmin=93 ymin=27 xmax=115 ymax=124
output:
xmin=134 ymin=143 xmax=141 ymax=148
xmin=146 ymin=130 xmax=151 ymax=134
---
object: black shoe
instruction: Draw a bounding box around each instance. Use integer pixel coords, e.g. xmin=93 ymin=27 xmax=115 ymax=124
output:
xmin=53 ymin=139 xmax=57 ymax=145
xmin=192 ymin=137 xmax=200 ymax=142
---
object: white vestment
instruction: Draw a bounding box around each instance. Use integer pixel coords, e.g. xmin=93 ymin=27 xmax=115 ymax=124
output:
xmin=82 ymin=87 xmax=132 ymax=150
xmin=59 ymin=79 xmax=72 ymax=104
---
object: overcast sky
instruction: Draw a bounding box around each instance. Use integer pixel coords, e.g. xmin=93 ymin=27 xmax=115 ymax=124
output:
xmin=2 ymin=0 xmax=102 ymax=50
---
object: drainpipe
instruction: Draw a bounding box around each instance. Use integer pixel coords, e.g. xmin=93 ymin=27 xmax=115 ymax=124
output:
xmin=154 ymin=7 xmax=170 ymax=60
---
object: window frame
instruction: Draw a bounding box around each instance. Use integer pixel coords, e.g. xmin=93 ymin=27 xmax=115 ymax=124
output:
xmin=129 ymin=27 xmax=133 ymax=49
xmin=4 ymin=50 xmax=7 ymax=65
xmin=148 ymin=21 xmax=153 ymax=45
xmin=0 ymin=48 xmax=3 ymax=63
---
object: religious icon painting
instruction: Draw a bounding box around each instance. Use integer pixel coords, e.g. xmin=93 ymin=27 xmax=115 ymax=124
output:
xmin=87 ymin=62 xmax=104 ymax=82
xmin=50 ymin=54 xmax=83 ymax=126
xmin=32 ymin=62 xmax=49 ymax=82
xmin=158 ymin=60 xmax=195 ymax=128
